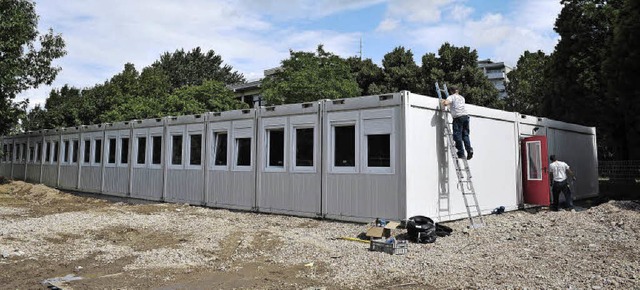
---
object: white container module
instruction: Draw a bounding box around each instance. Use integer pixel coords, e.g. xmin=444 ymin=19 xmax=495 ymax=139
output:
xmin=102 ymin=121 xmax=133 ymax=196
xmin=256 ymin=102 xmax=322 ymax=217
xmin=39 ymin=129 xmax=59 ymax=187
xmin=322 ymin=93 xmax=405 ymax=222
xmin=131 ymin=118 xmax=165 ymax=201
xmin=11 ymin=134 xmax=28 ymax=180
xmin=57 ymin=126 xmax=81 ymax=190
xmin=164 ymin=114 xmax=206 ymax=205
xmin=25 ymin=131 xmax=44 ymax=183
xmin=205 ymin=109 xmax=257 ymax=210
xmin=0 ymin=136 xmax=11 ymax=177
xmin=78 ymin=124 xmax=105 ymax=193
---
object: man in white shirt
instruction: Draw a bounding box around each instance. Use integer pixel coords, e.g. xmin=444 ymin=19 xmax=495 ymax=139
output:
xmin=441 ymin=86 xmax=473 ymax=160
xmin=549 ymin=155 xmax=576 ymax=211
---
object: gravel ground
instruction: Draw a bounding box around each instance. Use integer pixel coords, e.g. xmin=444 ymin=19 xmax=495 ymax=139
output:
xmin=0 ymin=180 xmax=639 ymax=289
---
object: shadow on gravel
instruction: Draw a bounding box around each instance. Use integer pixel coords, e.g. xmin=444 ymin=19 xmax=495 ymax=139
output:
xmin=0 ymin=176 xmax=10 ymax=185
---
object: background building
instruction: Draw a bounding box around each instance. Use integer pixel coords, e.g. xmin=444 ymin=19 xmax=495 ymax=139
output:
xmin=477 ymin=59 xmax=512 ymax=99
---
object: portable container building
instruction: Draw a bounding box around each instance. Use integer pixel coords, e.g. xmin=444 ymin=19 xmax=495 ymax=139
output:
xmin=257 ymin=102 xmax=322 ymax=217
xmin=131 ymin=118 xmax=165 ymax=201
xmin=0 ymin=91 xmax=598 ymax=224
xmin=25 ymin=130 xmax=44 ymax=183
xmin=205 ymin=109 xmax=257 ymax=210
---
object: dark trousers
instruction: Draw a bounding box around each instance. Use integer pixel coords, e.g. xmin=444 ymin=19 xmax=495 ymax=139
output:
xmin=551 ymin=180 xmax=573 ymax=209
xmin=452 ymin=115 xmax=472 ymax=157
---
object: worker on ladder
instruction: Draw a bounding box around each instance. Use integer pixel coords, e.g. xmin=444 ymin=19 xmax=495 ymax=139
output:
xmin=440 ymin=86 xmax=474 ymax=160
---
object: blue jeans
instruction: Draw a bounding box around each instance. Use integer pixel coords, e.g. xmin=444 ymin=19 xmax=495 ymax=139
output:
xmin=452 ymin=115 xmax=472 ymax=157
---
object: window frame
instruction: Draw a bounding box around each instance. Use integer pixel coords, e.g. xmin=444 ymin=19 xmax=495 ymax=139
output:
xmin=290 ymin=123 xmax=316 ymax=173
xmin=264 ymin=126 xmax=286 ymax=172
xmin=185 ymin=129 xmax=203 ymax=170
xmin=231 ymin=125 xmax=253 ymax=172
xmin=169 ymin=132 xmax=184 ymax=169
xmin=330 ymin=121 xmax=358 ymax=174
xmin=361 ymin=111 xmax=395 ymax=174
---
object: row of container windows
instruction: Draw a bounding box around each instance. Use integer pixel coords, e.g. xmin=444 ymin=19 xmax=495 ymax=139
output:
xmin=2 ymin=125 xmax=390 ymax=170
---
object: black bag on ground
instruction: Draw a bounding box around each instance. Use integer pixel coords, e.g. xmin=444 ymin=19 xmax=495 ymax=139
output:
xmin=435 ymin=223 xmax=453 ymax=237
xmin=407 ymin=215 xmax=437 ymax=243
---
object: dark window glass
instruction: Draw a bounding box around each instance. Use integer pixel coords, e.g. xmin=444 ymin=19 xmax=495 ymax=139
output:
xmin=189 ymin=134 xmax=202 ymax=165
xmin=152 ymin=136 xmax=162 ymax=165
xmin=171 ymin=135 xmax=183 ymax=165
xmin=9 ymin=144 xmax=13 ymax=161
xmin=236 ymin=138 xmax=251 ymax=166
xmin=367 ymin=134 xmax=391 ymax=167
xmin=29 ymin=146 xmax=35 ymax=162
xmin=268 ymin=129 xmax=284 ymax=167
xmin=334 ymin=125 xmax=355 ymax=167
xmin=108 ymin=138 xmax=117 ymax=164
xmin=137 ymin=137 xmax=147 ymax=164
xmin=63 ymin=140 xmax=70 ymax=162
xmin=53 ymin=141 xmax=59 ymax=162
xmin=214 ymin=132 xmax=227 ymax=166
xmin=72 ymin=140 xmax=78 ymax=163
xmin=2 ymin=145 xmax=6 ymax=162
xmin=94 ymin=139 xmax=102 ymax=163
xmin=45 ymin=143 xmax=51 ymax=162
xmin=84 ymin=140 xmax=91 ymax=163
xmin=16 ymin=144 xmax=21 ymax=161
xmin=296 ymin=128 xmax=314 ymax=167
xmin=36 ymin=143 xmax=42 ymax=162
xmin=121 ymin=138 xmax=129 ymax=164
xmin=22 ymin=143 xmax=27 ymax=161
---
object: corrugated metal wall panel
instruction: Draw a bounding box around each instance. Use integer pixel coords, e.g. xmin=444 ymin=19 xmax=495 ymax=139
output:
xmin=131 ymin=168 xmax=163 ymax=200
xmin=25 ymin=165 xmax=41 ymax=183
xmin=41 ymin=165 xmax=58 ymax=187
xmin=259 ymin=173 xmax=320 ymax=215
xmin=207 ymin=171 xmax=255 ymax=210
xmin=12 ymin=164 xmax=26 ymax=180
xmin=58 ymin=166 xmax=78 ymax=189
xmin=0 ymin=164 xmax=10 ymax=177
xmin=324 ymin=174 xmax=400 ymax=221
xmin=79 ymin=167 xmax=102 ymax=192
xmin=103 ymin=167 xmax=129 ymax=195
xmin=165 ymin=169 xmax=204 ymax=204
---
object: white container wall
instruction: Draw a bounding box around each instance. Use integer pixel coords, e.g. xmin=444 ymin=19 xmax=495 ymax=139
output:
xmin=102 ymin=122 xmax=132 ymax=196
xmin=256 ymin=103 xmax=322 ymax=217
xmin=58 ymin=128 xmax=81 ymax=190
xmin=131 ymin=118 xmax=165 ymax=201
xmin=322 ymin=94 xmax=406 ymax=222
xmin=0 ymin=137 xmax=11 ymax=177
xmin=205 ymin=109 xmax=256 ymax=210
xmin=78 ymin=126 xmax=105 ymax=193
xmin=165 ymin=115 xmax=206 ymax=205
xmin=11 ymin=136 xmax=28 ymax=180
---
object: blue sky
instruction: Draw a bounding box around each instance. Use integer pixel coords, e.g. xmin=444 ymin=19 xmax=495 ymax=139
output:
xmin=21 ymin=0 xmax=562 ymax=107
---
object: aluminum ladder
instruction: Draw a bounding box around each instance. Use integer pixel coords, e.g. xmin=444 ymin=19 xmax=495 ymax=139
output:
xmin=435 ymin=82 xmax=485 ymax=228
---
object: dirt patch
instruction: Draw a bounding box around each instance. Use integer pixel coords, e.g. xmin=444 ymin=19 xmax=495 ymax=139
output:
xmin=88 ymin=227 xmax=185 ymax=252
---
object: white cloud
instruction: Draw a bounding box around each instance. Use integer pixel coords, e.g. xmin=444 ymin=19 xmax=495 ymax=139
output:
xmin=236 ymin=0 xmax=386 ymax=20
xmin=376 ymin=18 xmax=400 ymax=32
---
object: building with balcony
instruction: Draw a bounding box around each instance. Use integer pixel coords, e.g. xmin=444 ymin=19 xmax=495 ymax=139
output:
xmin=477 ymin=59 xmax=512 ymax=99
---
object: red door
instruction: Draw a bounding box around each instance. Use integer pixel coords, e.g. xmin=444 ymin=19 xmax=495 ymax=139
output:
xmin=521 ymin=136 xmax=550 ymax=205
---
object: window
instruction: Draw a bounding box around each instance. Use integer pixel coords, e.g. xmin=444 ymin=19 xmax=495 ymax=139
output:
xmin=295 ymin=128 xmax=314 ymax=167
xmin=45 ymin=142 xmax=51 ymax=163
xmin=16 ymin=144 xmax=22 ymax=162
xmin=9 ymin=144 xmax=13 ymax=161
xmin=94 ymin=139 xmax=102 ymax=164
xmin=152 ymin=136 xmax=162 ymax=165
xmin=334 ymin=125 xmax=355 ymax=167
xmin=63 ymin=140 xmax=70 ymax=163
xmin=72 ymin=140 xmax=78 ymax=163
xmin=36 ymin=143 xmax=41 ymax=162
xmin=236 ymin=138 xmax=251 ymax=166
xmin=171 ymin=135 xmax=183 ymax=165
xmin=22 ymin=143 xmax=27 ymax=161
xmin=137 ymin=137 xmax=147 ymax=164
xmin=367 ymin=134 xmax=391 ymax=167
xmin=121 ymin=138 xmax=129 ymax=164
xmin=267 ymin=129 xmax=284 ymax=167
xmin=53 ymin=141 xmax=59 ymax=162
xmin=2 ymin=144 xmax=6 ymax=162
xmin=189 ymin=134 xmax=202 ymax=166
xmin=29 ymin=146 xmax=35 ymax=162
xmin=527 ymin=141 xmax=542 ymax=180
xmin=107 ymin=138 xmax=117 ymax=164
xmin=214 ymin=132 xmax=227 ymax=166
xmin=83 ymin=140 xmax=91 ymax=163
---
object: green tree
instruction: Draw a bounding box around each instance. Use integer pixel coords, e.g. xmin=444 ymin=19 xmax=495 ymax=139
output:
xmin=603 ymin=0 xmax=640 ymax=159
xmin=505 ymin=50 xmax=551 ymax=115
xmin=346 ymin=57 xmax=384 ymax=95
xmin=152 ymin=47 xmax=245 ymax=90
xmin=0 ymin=0 xmax=66 ymax=134
xmin=418 ymin=43 xmax=500 ymax=108
xmin=378 ymin=46 xmax=420 ymax=93
xmin=262 ymin=45 xmax=361 ymax=104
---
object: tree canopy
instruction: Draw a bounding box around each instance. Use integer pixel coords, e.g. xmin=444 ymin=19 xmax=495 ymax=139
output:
xmin=0 ymin=0 xmax=66 ymax=135
xmin=505 ymin=50 xmax=550 ymax=115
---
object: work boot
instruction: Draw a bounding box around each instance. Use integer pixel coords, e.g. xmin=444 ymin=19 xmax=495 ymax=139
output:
xmin=466 ymin=150 xmax=473 ymax=160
